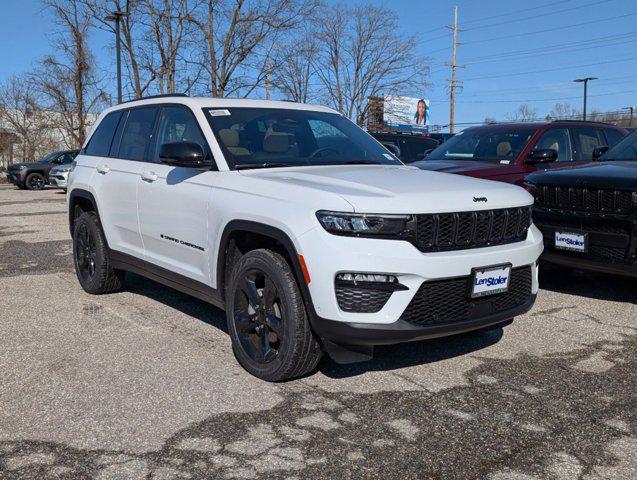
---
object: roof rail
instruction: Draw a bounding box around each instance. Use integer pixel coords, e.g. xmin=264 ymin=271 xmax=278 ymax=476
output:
xmin=120 ymin=93 xmax=188 ymax=104
xmin=551 ymin=119 xmax=613 ymax=126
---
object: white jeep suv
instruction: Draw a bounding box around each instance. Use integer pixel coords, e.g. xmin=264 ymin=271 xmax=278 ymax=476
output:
xmin=68 ymin=95 xmax=543 ymax=381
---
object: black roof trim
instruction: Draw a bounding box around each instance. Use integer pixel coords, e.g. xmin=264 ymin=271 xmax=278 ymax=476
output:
xmin=119 ymin=93 xmax=188 ymax=105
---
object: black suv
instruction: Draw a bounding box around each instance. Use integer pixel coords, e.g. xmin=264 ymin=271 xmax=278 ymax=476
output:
xmin=7 ymin=150 xmax=79 ymax=190
xmin=370 ymin=131 xmax=440 ymax=163
xmin=526 ymin=131 xmax=637 ymax=277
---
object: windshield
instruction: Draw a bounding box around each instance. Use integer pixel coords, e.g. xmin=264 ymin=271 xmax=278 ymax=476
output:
xmin=204 ymin=107 xmax=403 ymax=170
xmin=425 ymin=126 xmax=537 ymax=162
xmin=38 ymin=151 xmax=61 ymax=163
xmin=600 ymin=130 xmax=637 ymax=160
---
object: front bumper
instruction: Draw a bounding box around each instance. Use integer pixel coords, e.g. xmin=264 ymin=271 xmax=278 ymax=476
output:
xmin=6 ymin=171 xmax=26 ymax=184
xmin=542 ymin=250 xmax=637 ymax=277
xmin=298 ymin=223 xmax=543 ymax=327
xmin=49 ymin=172 xmax=69 ymax=188
xmin=313 ymin=294 xmax=535 ymax=346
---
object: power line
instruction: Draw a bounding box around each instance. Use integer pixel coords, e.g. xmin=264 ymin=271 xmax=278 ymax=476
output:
xmin=460 ymin=0 xmax=574 ymax=27
xmin=452 ymin=88 xmax=637 ymax=104
xmin=463 ymin=0 xmax=612 ymax=32
xmin=462 ymin=13 xmax=636 ymax=46
xmin=461 ymin=56 xmax=637 ymax=81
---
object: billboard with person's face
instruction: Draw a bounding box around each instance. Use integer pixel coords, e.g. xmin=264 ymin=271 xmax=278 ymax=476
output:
xmin=383 ymin=95 xmax=430 ymax=132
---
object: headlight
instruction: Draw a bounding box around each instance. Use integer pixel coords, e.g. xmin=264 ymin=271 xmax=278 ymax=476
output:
xmin=316 ymin=210 xmax=416 ymax=239
xmin=56 ymin=166 xmax=72 ymax=173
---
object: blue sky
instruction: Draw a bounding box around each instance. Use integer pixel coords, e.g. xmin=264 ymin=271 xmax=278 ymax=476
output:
xmin=1 ymin=0 xmax=636 ymax=128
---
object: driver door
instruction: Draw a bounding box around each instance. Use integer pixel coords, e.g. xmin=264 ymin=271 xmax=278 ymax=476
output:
xmin=137 ymin=105 xmax=214 ymax=285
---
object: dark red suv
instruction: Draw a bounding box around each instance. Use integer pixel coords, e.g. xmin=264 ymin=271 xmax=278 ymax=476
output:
xmin=413 ymin=121 xmax=629 ymax=186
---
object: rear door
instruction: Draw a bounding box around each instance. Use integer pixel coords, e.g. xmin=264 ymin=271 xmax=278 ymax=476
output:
xmin=136 ymin=104 xmax=213 ymax=284
xmin=87 ymin=106 xmax=159 ymax=258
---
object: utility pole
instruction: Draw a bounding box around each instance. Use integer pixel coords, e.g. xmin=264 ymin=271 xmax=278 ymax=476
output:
xmin=106 ymin=11 xmax=129 ymax=104
xmin=447 ymin=6 xmax=463 ymax=135
xmin=573 ymin=77 xmax=597 ymax=121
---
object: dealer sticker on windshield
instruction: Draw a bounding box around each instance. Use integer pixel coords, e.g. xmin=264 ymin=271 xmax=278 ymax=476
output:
xmin=555 ymin=231 xmax=586 ymax=252
xmin=471 ymin=265 xmax=511 ymax=298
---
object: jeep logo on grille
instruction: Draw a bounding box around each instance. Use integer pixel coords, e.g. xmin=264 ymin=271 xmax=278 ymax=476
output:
xmin=473 ymin=196 xmax=488 ymax=203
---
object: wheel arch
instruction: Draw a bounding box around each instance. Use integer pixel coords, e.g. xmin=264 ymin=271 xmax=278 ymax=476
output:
xmin=68 ymin=189 xmax=100 ymax=237
xmin=216 ymin=220 xmax=315 ymax=315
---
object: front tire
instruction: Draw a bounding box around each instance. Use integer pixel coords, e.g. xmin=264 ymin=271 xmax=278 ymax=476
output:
xmin=226 ymin=249 xmax=323 ymax=381
xmin=25 ymin=172 xmax=45 ymax=190
xmin=73 ymin=212 xmax=125 ymax=294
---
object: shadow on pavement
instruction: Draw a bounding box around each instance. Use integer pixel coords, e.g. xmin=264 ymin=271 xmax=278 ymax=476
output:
xmin=1 ymin=335 xmax=635 ymax=479
xmin=539 ymin=265 xmax=637 ymax=304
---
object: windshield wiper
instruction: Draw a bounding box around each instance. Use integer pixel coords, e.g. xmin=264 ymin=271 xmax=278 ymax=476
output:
xmin=343 ymin=160 xmax=381 ymax=165
xmin=234 ymin=162 xmax=293 ymax=170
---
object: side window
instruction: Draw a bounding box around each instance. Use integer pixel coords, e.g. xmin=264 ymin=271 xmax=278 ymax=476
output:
xmin=571 ymin=127 xmax=605 ymax=160
xmin=51 ymin=154 xmax=64 ymax=165
xmin=84 ymin=111 xmax=123 ymax=157
xmin=603 ymin=128 xmax=625 ymax=147
xmin=117 ymin=107 xmax=159 ymax=161
xmin=532 ymin=128 xmax=571 ymax=162
xmin=153 ymin=106 xmax=208 ymax=163
xmin=59 ymin=153 xmax=75 ymax=164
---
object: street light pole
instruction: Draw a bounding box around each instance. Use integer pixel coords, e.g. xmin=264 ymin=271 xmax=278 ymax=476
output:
xmin=573 ymin=77 xmax=598 ymax=121
xmin=106 ymin=11 xmax=129 ymax=104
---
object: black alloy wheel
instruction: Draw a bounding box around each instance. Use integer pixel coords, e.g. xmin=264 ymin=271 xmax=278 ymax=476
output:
xmin=233 ymin=269 xmax=283 ymax=364
xmin=75 ymin=222 xmax=97 ymax=282
xmin=26 ymin=173 xmax=45 ymax=190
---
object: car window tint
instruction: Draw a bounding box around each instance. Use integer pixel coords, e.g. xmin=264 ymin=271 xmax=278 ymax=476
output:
xmin=603 ymin=128 xmax=625 ymax=147
xmin=533 ymin=128 xmax=571 ymax=162
xmin=400 ymin=139 xmax=438 ymax=162
xmin=59 ymin=153 xmax=76 ymax=164
xmin=571 ymin=127 xmax=605 ymax=160
xmin=117 ymin=107 xmax=159 ymax=161
xmin=154 ymin=106 xmax=207 ymax=163
xmin=109 ymin=110 xmax=128 ymax=157
xmin=84 ymin=111 xmax=123 ymax=157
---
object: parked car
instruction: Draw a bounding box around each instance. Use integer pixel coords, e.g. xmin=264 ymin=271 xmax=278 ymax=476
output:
xmin=526 ymin=131 xmax=637 ymax=278
xmin=68 ymin=94 xmax=542 ymax=381
xmin=413 ymin=121 xmax=628 ymax=186
xmin=7 ymin=150 xmax=79 ymax=190
xmin=49 ymin=163 xmax=73 ymax=192
xmin=370 ymin=131 xmax=440 ymax=163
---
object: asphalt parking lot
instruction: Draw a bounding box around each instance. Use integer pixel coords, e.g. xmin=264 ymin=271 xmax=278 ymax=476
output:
xmin=0 ymin=184 xmax=635 ymax=480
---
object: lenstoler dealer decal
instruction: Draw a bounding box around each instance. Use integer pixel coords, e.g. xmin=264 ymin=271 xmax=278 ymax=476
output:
xmin=160 ymin=234 xmax=205 ymax=251
xmin=472 ymin=265 xmax=511 ymax=298
xmin=554 ymin=232 xmax=586 ymax=252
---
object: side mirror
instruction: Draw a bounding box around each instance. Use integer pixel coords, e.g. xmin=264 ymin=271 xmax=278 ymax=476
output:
xmin=592 ymin=145 xmax=609 ymax=160
xmin=419 ymin=148 xmax=434 ymax=159
xmin=159 ymin=141 xmax=207 ymax=168
xmin=382 ymin=142 xmax=401 ymax=158
xmin=526 ymin=149 xmax=557 ymax=165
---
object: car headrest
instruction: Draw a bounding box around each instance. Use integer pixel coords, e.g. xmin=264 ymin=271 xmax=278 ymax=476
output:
xmin=219 ymin=129 xmax=240 ymax=147
xmin=496 ymin=141 xmax=512 ymax=156
xmin=263 ymin=132 xmax=289 ymax=153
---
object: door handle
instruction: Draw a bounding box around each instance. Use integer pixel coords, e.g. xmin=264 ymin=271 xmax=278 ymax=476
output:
xmin=96 ymin=164 xmax=110 ymax=174
xmin=141 ymin=171 xmax=158 ymax=183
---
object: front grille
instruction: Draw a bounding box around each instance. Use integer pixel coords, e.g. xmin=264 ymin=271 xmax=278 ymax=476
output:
xmin=400 ymin=266 xmax=532 ymax=327
xmin=535 ymin=217 xmax=630 ymax=235
xmin=415 ymin=207 xmax=531 ymax=252
xmin=535 ymin=185 xmax=635 ymax=215
xmin=335 ymin=287 xmax=392 ymax=313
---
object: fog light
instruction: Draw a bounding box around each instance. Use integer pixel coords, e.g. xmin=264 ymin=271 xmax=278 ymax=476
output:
xmin=336 ymin=273 xmax=398 ymax=284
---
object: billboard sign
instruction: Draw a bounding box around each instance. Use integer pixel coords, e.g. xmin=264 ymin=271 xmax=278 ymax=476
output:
xmin=382 ymin=95 xmax=430 ymax=132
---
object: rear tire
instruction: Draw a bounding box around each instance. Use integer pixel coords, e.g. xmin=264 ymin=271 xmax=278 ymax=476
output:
xmin=25 ymin=172 xmax=45 ymax=190
xmin=226 ymin=249 xmax=322 ymax=381
xmin=73 ymin=211 xmax=125 ymax=294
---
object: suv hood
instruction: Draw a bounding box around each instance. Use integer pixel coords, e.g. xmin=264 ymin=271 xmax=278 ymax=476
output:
xmin=240 ymin=164 xmax=532 ymax=213
xmin=527 ymin=161 xmax=637 ymax=190
xmin=412 ymin=159 xmax=506 ymax=174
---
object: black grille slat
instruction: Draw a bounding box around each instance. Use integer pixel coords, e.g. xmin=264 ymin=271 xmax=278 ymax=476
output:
xmin=535 ymin=186 xmax=634 ymax=215
xmin=415 ymin=207 xmax=530 ymax=253
xmin=401 ymin=267 xmax=532 ymax=327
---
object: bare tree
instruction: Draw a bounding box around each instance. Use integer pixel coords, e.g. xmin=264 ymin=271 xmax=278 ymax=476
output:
xmin=185 ymin=0 xmax=312 ymax=98
xmin=35 ymin=0 xmax=106 ymax=148
xmin=272 ymin=27 xmax=319 ymax=103
xmin=549 ymin=102 xmax=580 ymax=120
xmin=140 ymin=0 xmax=194 ymax=95
xmin=506 ymin=104 xmax=537 ymax=122
xmin=0 ymin=76 xmax=57 ymax=162
xmin=315 ymin=3 xmax=428 ymax=125
xmin=81 ymin=0 xmax=153 ymax=99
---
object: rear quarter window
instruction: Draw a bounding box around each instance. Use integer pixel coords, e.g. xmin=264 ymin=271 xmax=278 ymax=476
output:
xmin=84 ymin=111 xmax=123 ymax=157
